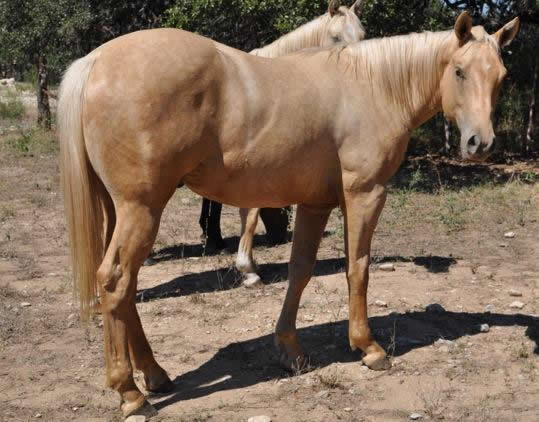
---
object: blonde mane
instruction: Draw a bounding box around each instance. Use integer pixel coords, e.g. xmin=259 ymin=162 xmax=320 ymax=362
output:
xmin=251 ymin=14 xmax=332 ymax=58
xmin=344 ymin=31 xmax=452 ymax=115
xmin=327 ymin=28 xmax=499 ymax=117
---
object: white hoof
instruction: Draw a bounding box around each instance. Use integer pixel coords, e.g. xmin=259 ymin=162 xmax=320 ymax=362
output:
xmin=243 ymin=273 xmax=263 ymax=288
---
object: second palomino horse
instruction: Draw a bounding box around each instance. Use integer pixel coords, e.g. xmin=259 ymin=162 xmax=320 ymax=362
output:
xmin=197 ymin=0 xmax=367 ymax=274
xmin=58 ymin=12 xmax=519 ymax=419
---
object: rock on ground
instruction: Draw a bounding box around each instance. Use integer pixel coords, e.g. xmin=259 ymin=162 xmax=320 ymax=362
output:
xmin=247 ymin=416 xmax=272 ymax=422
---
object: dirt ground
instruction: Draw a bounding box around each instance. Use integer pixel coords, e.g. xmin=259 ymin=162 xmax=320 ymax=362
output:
xmin=1 ymin=86 xmax=538 ymax=422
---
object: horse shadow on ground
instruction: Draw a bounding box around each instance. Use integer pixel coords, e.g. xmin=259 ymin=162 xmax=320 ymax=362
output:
xmin=136 ymin=255 xmax=457 ymax=302
xmin=152 ymin=309 xmax=539 ymax=411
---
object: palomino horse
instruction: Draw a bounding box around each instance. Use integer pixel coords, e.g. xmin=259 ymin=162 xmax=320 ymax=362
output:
xmin=58 ymin=12 xmax=519 ymax=418
xmin=197 ymin=0 xmax=367 ymax=265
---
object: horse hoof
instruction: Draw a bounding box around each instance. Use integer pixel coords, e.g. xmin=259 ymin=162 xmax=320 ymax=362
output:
xmin=144 ymin=377 xmax=175 ymax=394
xmin=243 ymin=273 xmax=263 ymax=289
xmin=143 ymin=368 xmax=175 ymax=394
xmin=361 ymin=354 xmax=391 ymax=371
xmin=203 ymin=237 xmax=227 ymax=253
xmin=121 ymin=396 xmax=157 ymax=419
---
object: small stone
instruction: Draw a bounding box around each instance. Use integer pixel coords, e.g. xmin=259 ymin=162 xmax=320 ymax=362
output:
xmin=509 ymin=289 xmax=522 ymax=297
xmin=316 ymin=390 xmax=329 ymax=398
xmin=20 ymin=302 xmax=31 ymax=307
xmin=374 ymin=300 xmax=388 ymax=308
xmin=480 ymin=324 xmax=490 ymax=333
xmin=499 ymin=243 xmax=508 ymax=248
xmin=504 ymin=231 xmax=515 ymax=238
xmin=379 ymin=263 xmax=395 ymax=272
xmin=509 ymin=301 xmax=525 ymax=310
xmin=426 ymin=303 xmax=445 ymax=314
xmin=344 ymin=407 xmax=352 ymax=412
xmin=35 ymin=414 xmax=42 ymax=418
xmin=409 ymin=413 xmax=423 ymax=420
xmin=243 ymin=274 xmax=263 ymax=289
xmin=484 ymin=304 xmax=495 ymax=313
xmin=72 ymin=407 xmax=78 ymax=411
xmin=125 ymin=416 xmax=146 ymax=422
xmin=247 ymin=416 xmax=272 ymax=422
xmin=303 ymin=314 xmax=314 ymax=322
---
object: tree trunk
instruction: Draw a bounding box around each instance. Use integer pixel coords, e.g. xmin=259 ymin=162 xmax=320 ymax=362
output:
xmin=37 ymin=55 xmax=51 ymax=130
xmin=523 ymin=59 xmax=538 ymax=156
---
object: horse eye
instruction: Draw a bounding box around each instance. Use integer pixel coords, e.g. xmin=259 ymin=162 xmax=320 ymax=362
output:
xmin=455 ymin=68 xmax=465 ymax=79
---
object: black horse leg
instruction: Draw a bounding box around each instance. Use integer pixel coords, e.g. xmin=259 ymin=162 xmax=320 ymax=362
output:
xmin=259 ymin=207 xmax=291 ymax=245
xmin=199 ymin=198 xmax=226 ymax=252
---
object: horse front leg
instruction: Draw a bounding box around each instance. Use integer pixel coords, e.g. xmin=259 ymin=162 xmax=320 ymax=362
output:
xmin=275 ymin=204 xmax=330 ymax=371
xmin=98 ymin=202 xmax=172 ymax=418
xmin=236 ymin=208 xmax=263 ymax=288
xmin=343 ymin=184 xmax=391 ymax=370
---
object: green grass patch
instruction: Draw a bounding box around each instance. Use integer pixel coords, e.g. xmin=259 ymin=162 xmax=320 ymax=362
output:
xmin=0 ymin=90 xmax=25 ymax=119
xmin=7 ymin=128 xmax=58 ymax=156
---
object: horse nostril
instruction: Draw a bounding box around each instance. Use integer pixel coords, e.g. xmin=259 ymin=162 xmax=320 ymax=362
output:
xmin=467 ymin=135 xmax=479 ymax=148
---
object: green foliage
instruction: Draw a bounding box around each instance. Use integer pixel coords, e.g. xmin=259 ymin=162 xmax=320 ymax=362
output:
xmin=0 ymin=0 xmax=93 ymax=82
xmin=164 ymin=0 xmax=330 ymax=51
xmin=7 ymin=128 xmax=58 ymax=156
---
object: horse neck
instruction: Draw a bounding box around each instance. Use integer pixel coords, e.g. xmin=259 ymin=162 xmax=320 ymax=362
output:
xmin=345 ymin=31 xmax=456 ymax=131
xmin=250 ymin=14 xmax=330 ymax=58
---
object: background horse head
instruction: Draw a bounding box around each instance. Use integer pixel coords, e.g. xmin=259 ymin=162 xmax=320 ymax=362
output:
xmin=250 ymin=0 xmax=366 ymax=58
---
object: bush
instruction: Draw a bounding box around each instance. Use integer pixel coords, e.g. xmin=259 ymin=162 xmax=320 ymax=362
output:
xmin=164 ymin=0 xmax=331 ymax=51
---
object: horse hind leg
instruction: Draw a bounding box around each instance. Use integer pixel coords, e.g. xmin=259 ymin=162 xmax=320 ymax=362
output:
xmin=98 ymin=200 xmax=172 ymax=418
xmin=236 ymin=208 xmax=263 ymax=288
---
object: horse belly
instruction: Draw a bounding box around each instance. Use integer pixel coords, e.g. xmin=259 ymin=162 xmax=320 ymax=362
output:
xmin=184 ymin=141 xmax=341 ymax=209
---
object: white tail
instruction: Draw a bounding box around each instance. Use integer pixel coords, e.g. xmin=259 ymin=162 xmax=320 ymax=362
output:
xmin=58 ymin=52 xmax=110 ymax=320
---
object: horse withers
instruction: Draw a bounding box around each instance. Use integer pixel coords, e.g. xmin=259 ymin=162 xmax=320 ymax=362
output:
xmin=58 ymin=12 xmax=519 ymax=418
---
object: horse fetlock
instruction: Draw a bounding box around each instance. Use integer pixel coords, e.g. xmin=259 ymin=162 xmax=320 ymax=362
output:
xmin=348 ymin=327 xmax=372 ymax=351
xmin=235 ymin=251 xmax=256 ymax=274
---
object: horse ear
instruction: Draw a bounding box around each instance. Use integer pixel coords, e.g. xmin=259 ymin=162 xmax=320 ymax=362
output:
xmin=329 ymin=0 xmax=341 ymax=17
xmin=493 ymin=17 xmax=520 ymax=48
xmin=454 ymin=11 xmax=472 ymax=44
xmin=352 ymin=0 xmax=365 ymax=17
